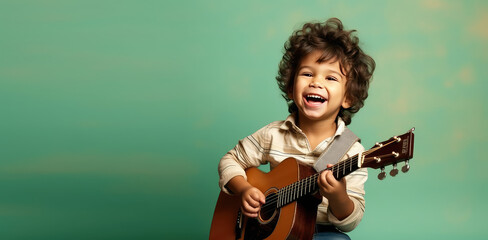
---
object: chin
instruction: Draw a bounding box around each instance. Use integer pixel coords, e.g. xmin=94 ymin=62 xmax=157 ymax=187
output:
xmin=300 ymin=112 xmax=326 ymax=121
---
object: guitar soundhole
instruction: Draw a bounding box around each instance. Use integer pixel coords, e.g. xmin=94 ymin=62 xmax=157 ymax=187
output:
xmin=259 ymin=192 xmax=278 ymax=223
xmin=245 ymin=190 xmax=280 ymax=240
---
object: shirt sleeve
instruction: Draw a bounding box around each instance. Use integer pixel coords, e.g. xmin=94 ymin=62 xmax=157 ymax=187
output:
xmin=218 ymin=124 xmax=270 ymax=194
xmin=317 ymin=141 xmax=368 ymax=232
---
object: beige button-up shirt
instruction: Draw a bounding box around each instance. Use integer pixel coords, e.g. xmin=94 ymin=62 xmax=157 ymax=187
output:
xmin=218 ymin=115 xmax=368 ymax=232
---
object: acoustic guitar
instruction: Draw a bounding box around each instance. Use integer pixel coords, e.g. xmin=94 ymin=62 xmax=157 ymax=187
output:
xmin=210 ymin=128 xmax=415 ymax=240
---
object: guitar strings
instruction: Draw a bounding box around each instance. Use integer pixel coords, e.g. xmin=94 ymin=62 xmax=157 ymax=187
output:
xmin=258 ymin=139 xmax=398 ymax=216
xmin=363 ymin=139 xmax=397 ymax=156
xmin=258 ymin=155 xmax=360 ymax=216
xmin=266 ymin=155 xmax=358 ymax=205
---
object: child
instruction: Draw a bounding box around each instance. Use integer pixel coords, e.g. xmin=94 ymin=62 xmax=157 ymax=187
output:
xmin=218 ymin=18 xmax=375 ymax=239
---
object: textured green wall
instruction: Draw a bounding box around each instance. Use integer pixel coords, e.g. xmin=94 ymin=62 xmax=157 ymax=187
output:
xmin=1 ymin=0 xmax=487 ymax=239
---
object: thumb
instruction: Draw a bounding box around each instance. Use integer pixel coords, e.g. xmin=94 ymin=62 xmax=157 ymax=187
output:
xmin=250 ymin=189 xmax=266 ymax=204
xmin=259 ymin=192 xmax=266 ymax=204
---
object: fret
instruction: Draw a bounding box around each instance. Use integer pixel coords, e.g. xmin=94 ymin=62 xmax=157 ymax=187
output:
xmin=286 ymin=185 xmax=290 ymax=204
xmin=342 ymin=160 xmax=345 ymax=176
xmin=300 ymin=178 xmax=304 ymax=197
xmin=281 ymin=186 xmax=286 ymax=206
xmin=306 ymin=176 xmax=310 ymax=193
xmin=276 ymin=153 xmax=361 ymax=209
xmin=294 ymin=182 xmax=298 ymax=199
xmin=294 ymin=182 xmax=297 ymax=199
xmin=288 ymin=184 xmax=292 ymax=202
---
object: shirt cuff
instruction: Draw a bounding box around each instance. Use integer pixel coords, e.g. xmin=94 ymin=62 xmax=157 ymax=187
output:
xmin=327 ymin=199 xmax=363 ymax=232
xmin=218 ymin=166 xmax=247 ymax=195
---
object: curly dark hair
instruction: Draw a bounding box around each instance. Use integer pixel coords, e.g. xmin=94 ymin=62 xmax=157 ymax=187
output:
xmin=276 ymin=18 xmax=375 ymax=125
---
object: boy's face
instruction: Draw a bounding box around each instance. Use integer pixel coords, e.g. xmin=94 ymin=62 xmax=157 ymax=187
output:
xmin=289 ymin=50 xmax=351 ymax=124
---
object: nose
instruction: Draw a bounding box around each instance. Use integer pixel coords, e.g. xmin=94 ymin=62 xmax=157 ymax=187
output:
xmin=309 ymin=77 xmax=324 ymax=89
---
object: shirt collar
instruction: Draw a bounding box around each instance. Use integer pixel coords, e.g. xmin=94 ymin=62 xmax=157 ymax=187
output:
xmin=279 ymin=114 xmax=298 ymax=131
xmin=280 ymin=114 xmax=347 ymax=138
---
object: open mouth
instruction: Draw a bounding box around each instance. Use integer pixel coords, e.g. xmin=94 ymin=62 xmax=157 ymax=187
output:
xmin=305 ymin=94 xmax=326 ymax=103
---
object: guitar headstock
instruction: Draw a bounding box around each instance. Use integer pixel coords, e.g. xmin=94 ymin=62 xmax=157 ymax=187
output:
xmin=361 ymin=128 xmax=415 ymax=180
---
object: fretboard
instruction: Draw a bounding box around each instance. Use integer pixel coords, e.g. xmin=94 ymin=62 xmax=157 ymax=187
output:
xmin=276 ymin=154 xmax=360 ymax=208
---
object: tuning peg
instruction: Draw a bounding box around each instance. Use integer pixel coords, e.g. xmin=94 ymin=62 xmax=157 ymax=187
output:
xmin=401 ymin=160 xmax=410 ymax=173
xmin=390 ymin=163 xmax=398 ymax=177
xmin=378 ymin=167 xmax=386 ymax=180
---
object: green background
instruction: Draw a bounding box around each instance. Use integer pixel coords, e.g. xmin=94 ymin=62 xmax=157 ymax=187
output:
xmin=1 ymin=0 xmax=487 ymax=239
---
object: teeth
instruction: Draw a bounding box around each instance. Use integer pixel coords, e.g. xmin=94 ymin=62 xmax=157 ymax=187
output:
xmin=306 ymin=94 xmax=325 ymax=100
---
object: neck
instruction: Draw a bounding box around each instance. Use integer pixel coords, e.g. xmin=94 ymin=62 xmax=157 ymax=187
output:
xmin=296 ymin=114 xmax=338 ymax=145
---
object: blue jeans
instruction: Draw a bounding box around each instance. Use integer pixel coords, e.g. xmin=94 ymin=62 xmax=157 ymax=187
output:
xmin=313 ymin=225 xmax=351 ymax=240
xmin=313 ymin=231 xmax=351 ymax=240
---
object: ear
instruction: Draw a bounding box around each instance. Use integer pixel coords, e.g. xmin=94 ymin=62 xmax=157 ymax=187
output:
xmin=342 ymin=97 xmax=352 ymax=109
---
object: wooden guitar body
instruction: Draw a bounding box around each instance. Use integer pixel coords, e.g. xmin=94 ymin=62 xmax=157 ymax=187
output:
xmin=210 ymin=129 xmax=415 ymax=239
xmin=210 ymin=158 xmax=322 ymax=240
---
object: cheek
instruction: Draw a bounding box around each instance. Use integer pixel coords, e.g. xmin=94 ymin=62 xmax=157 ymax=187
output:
xmin=292 ymin=90 xmax=300 ymax=103
xmin=288 ymin=81 xmax=300 ymax=100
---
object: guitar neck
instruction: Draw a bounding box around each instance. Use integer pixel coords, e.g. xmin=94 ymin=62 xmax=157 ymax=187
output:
xmin=276 ymin=154 xmax=361 ymax=208
xmin=326 ymin=153 xmax=362 ymax=180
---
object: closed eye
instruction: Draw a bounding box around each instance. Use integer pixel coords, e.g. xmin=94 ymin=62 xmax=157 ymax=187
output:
xmin=326 ymin=76 xmax=338 ymax=81
xmin=301 ymin=72 xmax=313 ymax=77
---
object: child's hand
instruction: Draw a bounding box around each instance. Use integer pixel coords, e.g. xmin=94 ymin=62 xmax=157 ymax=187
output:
xmin=240 ymin=186 xmax=266 ymax=218
xmin=317 ymin=164 xmax=354 ymax=220
xmin=317 ymin=164 xmax=348 ymax=201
